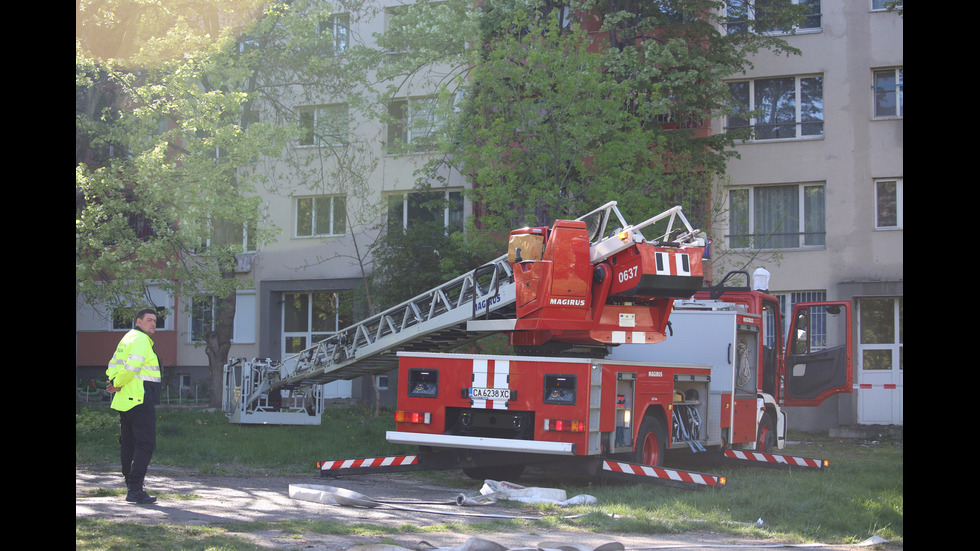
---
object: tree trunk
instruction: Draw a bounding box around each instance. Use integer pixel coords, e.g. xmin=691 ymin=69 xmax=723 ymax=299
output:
xmin=205 ymin=282 xmax=237 ymax=408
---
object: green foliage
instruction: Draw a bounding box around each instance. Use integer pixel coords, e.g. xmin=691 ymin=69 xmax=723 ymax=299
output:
xmin=75 ymin=408 xmax=118 ymax=434
xmin=369 ymin=0 xmax=808 ymax=237
xmin=76 ymin=1 xmax=378 ymax=313
xmin=76 ymin=4 xmax=288 ymax=311
xmin=369 ymin=216 xmax=506 ymax=312
xmin=459 ymin=9 xmax=669 ymax=229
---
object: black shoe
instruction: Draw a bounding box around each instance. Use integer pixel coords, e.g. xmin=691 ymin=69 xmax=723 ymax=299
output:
xmin=126 ymin=487 xmax=157 ymax=504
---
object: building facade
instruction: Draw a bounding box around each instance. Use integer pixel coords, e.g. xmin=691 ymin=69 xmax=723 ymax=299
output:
xmin=711 ymin=0 xmax=903 ymax=428
xmin=77 ymin=1 xmax=902 ymax=428
xmin=76 ymin=0 xmax=466 ymax=408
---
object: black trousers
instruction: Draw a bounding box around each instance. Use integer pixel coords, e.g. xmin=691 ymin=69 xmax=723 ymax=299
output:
xmin=119 ymin=402 xmax=156 ymax=487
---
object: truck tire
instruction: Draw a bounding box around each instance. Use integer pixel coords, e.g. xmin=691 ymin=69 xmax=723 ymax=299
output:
xmin=634 ymin=416 xmax=667 ymax=467
xmin=757 ymin=412 xmax=776 ymax=453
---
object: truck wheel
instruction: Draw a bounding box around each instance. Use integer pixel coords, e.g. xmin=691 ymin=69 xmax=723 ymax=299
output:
xmin=634 ymin=416 xmax=666 ymax=467
xmin=757 ymin=412 xmax=776 ymax=453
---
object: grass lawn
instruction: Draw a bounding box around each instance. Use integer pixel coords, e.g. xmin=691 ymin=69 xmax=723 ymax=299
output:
xmin=77 ymin=405 xmax=902 ymax=548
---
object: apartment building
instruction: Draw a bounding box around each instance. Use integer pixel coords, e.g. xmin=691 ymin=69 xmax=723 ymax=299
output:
xmin=77 ymin=1 xmax=901 ymax=428
xmin=711 ymin=0 xmax=903 ymax=428
xmin=76 ymin=0 xmax=465 ymax=407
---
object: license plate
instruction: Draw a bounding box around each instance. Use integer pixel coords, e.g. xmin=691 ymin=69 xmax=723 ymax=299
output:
xmin=470 ymin=387 xmax=511 ymax=400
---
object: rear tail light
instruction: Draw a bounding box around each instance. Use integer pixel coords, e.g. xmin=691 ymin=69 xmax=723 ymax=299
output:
xmin=394 ymin=410 xmax=431 ymax=424
xmin=544 ymin=418 xmax=585 ymax=432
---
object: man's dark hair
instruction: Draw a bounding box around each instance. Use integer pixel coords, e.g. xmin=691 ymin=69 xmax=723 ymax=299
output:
xmin=136 ymin=308 xmax=158 ymax=321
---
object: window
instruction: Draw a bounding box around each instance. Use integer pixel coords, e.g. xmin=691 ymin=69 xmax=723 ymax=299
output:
xmin=387 ymin=190 xmax=464 ymax=234
xmin=298 ymin=104 xmax=348 ymax=147
xmin=727 ymin=0 xmax=821 ymax=34
xmin=387 ymin=97 xmax=444 ymax=152
xmin=189 ymin=297 xmax=216 ymax=343
xmin=296 ymin=195 xmax=346 ymax=237
xmin=282 ymin=292 xmax=346 ymax=354
xmin=872 ymin=0 xmax=902 ymax=10
xmin=874 ymin=179 xmax=903 ymax=230
xmin=772 ymin=291 xmax=827 ymax=346
xmin=382 ymin=5 xmax=414 ymax=55
xmin=189 ymin=218 xmax=258 ymax=255
xmin=318 ymin=13 xmax=349 ymax=56
xmin=873 ymin=68 xmax=903 ymax=119
xmin=858 ymin=297 xmax=902 ymax=371
xmin=728 ymin=75 xmax=824 ymax=140
xmin=189 ymin=292 xmax=255 ymax=344
xmin=728 ymin=183 xmax=826 ymax=249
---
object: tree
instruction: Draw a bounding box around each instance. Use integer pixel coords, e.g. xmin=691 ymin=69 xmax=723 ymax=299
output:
xmin=76 ymin=0 xmax=379 ymax=406
xmin=366 ymin=0 xmax=807 ymax=233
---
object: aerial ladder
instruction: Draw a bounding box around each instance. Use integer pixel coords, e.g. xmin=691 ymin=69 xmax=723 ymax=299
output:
xmin=223 ymin=202 xmax=706 ymax=425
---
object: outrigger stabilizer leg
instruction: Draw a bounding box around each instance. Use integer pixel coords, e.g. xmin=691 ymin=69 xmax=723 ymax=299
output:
xmin=317 ymin=453 xmax=727 ymax=491
xmin=722 ymin=449 xmax=830 ymax=469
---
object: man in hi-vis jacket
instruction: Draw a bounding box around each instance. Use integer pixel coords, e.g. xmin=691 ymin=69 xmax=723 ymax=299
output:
xmin=106 ymin=308 xmax=162 ymax=504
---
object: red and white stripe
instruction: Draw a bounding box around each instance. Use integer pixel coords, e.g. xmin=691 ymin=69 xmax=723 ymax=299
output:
xmin=602 ymin=460 xmax=725 ymax=487
xmin=655 ymin=252 xmax=692 ymax=277
xmin=724 ymin=449 xmax=825 ymax=468
xmin=472 ymin=359 xmax=510 ymax=410
xmin=856 ymin=384 xmax=900 ymax=390
xmin=319 ymin=455 xmax=418 ymax=472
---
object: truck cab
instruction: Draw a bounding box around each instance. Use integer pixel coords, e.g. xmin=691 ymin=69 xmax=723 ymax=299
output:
xmin=609 ymin=270 xmax=852 ymax=456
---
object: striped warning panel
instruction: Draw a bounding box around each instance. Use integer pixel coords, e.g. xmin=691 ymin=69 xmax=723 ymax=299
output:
xmin=318 ymin=455 xmax=419 ymax=472
xmin=724 ymin=449 xmax=827 ymax=469
xmin=602 ymin=460 xmax=725 ymax=487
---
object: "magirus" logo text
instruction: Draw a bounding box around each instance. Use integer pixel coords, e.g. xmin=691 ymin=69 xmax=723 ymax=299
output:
xmin=549 ymin=298 xmax=585 ymax=306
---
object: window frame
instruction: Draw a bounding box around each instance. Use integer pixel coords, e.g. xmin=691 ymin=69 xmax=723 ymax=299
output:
xmin=857 ymin=297 xmax=903 ymax=372
xmin=318 ymin=12 xmax=350 ymax=56
xmin=872 ymin=68 xmax=903 ymax=119
xmin=874 ymin=178 xmax=903 ymax=230
xmin=771 ymin=290 xmax=828 ymax=346
xmin=187 ymin=291 xmax=256 ymax=345
xmin=386 ymin=189 xmax=464 ymax=234
xmin=727 ymin=74 xmax=825 ymax=141
xmin=726 ymin=0 xmax=822 ymax=35
xmin=295 ymin=195 xmax=347 ymax=238
xmin=871 ymin=0 xmax=902 ymax=11
xmin=297 ymin=104 xmax=349 ymax=148
xmin=727 ymin=182 xmax=827 ymax=250
xmin=282 ymin=291 xmax=345 ymax=356
xmin=386 ymin=96 xmax=445 ymax=153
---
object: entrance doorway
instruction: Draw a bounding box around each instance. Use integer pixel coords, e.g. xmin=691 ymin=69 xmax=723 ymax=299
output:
xmin=856 ymin=297 xmax=902 ymax=424
xmin=282 ymin=291 xmax=352 ymax=399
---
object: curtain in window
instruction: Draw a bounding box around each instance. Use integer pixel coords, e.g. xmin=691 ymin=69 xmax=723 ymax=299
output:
xmin=754 ymin=185 xmax=798 ymax=248
xmin=803 ymin=185 xmax=825 ymax=246
xmin=728 ymin=188 xmax=750 ymax=248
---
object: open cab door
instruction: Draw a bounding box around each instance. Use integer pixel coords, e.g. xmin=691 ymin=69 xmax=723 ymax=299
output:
xmin=782 ymin=301 xmax=852 ymax=406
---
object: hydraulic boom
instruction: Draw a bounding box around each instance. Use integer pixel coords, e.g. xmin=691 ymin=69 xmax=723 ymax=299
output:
xmin=223 ymin=202 xmax=706 ymax=424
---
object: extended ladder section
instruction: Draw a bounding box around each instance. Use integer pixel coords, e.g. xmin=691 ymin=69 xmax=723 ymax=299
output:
xmin=224 ymin=254 xmax=516 ymax=424
xmin=276 ymin=254 xmax=516 ymax=390
xmin=224 ymin=202 xmax=705 ymax=424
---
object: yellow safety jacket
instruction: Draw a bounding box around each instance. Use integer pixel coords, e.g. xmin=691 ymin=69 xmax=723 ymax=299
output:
xmin=106 ymin=329 xmax=161 ymax=412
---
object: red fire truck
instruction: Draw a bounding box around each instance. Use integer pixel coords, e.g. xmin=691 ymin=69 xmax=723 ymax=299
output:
xmin=381 ymin=282 xmax=850 ymax=486
xmin=225 ymin=203 xmax=851 ymax=488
